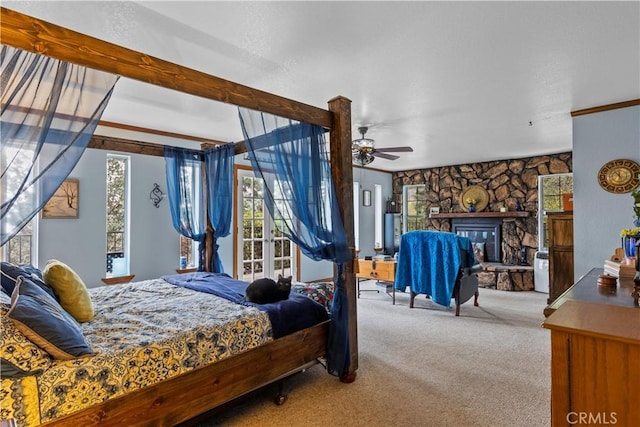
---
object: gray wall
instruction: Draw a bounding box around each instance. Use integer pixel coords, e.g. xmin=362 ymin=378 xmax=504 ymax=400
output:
xmin=38 ymin=149 xmax=179 ymax=288
xmin=572 ymin=105 xmax=640 ymax=278
xmin=37 ymin=144 xmax=391 ymax=286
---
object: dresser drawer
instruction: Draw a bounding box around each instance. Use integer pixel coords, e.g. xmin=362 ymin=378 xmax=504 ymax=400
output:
xmin=357 ymin=260 xmax=396 ymax=282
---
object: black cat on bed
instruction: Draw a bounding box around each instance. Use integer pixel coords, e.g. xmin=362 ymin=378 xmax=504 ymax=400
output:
xmin=245 ymin=274 xmax=292 ymax=304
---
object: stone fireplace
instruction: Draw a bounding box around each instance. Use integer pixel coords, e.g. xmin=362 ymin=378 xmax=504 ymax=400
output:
xmin=426 ymin=212 xmax=534 ymax=290
xmin=389 ymin=151 xmax=572 ymax=291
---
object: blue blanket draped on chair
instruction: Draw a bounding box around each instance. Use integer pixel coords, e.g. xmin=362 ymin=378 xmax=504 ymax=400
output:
xmin=394 ymin=230 xmax=475 ymax=308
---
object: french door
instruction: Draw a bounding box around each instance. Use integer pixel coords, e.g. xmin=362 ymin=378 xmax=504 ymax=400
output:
xmin=237 ymin=169 xmax=296 ymax=282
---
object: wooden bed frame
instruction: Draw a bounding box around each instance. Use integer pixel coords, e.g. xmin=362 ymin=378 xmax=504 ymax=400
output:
xmin=1 ymin=7 xmax=358 ymax=426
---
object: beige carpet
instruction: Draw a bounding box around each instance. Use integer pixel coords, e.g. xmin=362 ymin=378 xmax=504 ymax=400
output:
xmin=189 ymin=282 xmax=551 ymax=427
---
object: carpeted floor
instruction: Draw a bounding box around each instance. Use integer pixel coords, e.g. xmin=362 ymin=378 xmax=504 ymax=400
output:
xmin=187 ymin=282 xmax=551 ymax=427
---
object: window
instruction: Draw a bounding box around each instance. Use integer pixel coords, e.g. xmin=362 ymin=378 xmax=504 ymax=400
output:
xmin=402 ymin=185 xmax=428 ymax=232
xmin=180 ymin=235 xmax=197 ymax=268
xmin=353 ymin=182 xmax=360 ymax=251
xmin=374 ymin=184 xmax=383 ymax=249
xmin=178 ymin=161 xmax=202 ymax=269
xmin=4 ymin=220 xmax=36 ymax=265
xmin=106 ymin=155 xmax=130 ymax=276
xmin=538 ymin=173 xmax=573 ymax=250
xmin=1 ymin=144 xmax=37 ymax=265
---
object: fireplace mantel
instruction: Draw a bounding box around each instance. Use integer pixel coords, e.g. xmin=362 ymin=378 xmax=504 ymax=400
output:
xmin=429 ymin=211 xmax=530 ymax=219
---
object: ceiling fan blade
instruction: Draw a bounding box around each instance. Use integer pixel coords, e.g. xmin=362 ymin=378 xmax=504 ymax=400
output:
xmin=374 ymin=146 xmax=414 ymax=153
xmin=372 ymin=151 xmax=400 ymax=160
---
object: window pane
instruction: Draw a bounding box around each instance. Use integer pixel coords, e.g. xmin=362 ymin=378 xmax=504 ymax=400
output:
xmin=253 ymin=241 xmax=263 ymax=260
xmin=180 ymin=235 xmax=193 ymax=266
xmin=404 ymin=185 xmax=427 ymax=232
xmin=106 ymin=156 xmax=128 ymax=275
xmin=254 ymin=261 xmax=263 ymax=274
xmin=243 ymin=262 xmax=252 ymax=275
xmin=254 ymin=220 xmax=263 ymax=239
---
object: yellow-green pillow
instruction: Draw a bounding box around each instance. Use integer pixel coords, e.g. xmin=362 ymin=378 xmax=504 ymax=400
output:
xmin=42 ymin=260 xmax=94 ymax=322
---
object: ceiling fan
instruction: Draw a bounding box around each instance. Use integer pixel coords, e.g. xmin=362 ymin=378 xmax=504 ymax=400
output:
xmin=352 ymin=126 xmax=414 ymax=166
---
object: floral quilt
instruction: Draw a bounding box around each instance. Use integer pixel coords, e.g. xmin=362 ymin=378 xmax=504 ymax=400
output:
xmin=1 ymin=278 xmax=273 ymax=426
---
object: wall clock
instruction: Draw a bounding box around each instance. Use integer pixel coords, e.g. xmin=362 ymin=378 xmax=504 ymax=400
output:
xmin=597 ymin=159 xmax=640 ymax=193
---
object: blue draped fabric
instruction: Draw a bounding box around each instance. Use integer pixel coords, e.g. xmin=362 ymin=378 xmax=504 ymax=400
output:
xmin=238 ymin=108 xmax=352 ymax=377
xmin=395 ymin=230 xmax=476 ymax=307
xmin=204 ymin=143 xmax=235 ymax=273
xmin=1 ymin=46 xmax=119 ymax=245
xmin=164 ymin=147 xmax=206 ymax=270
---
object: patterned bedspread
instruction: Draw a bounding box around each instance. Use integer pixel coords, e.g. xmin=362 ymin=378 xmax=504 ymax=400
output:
xmin=1 ymin=278 xmax=273 ymax=425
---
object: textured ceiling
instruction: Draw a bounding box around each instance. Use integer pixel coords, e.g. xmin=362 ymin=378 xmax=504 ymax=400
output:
xmin=4 ymin=1 xmax=640 ymax=171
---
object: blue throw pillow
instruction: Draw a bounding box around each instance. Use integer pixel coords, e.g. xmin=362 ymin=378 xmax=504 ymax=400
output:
xmin=1 ymin=305 xmax=52 ymax=378
xmin=7 ymin=276 xmax=94 ymax=360
xmin=1 ymin=262 xmax=58 ymax=300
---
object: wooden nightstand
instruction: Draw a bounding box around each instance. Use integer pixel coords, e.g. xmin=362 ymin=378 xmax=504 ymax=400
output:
xmin=356 ymin=259 xmax=397 ymax=303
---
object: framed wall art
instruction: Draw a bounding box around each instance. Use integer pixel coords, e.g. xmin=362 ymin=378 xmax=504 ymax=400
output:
xmin=362 ymin=190 xmax=372 ymax=207
xmin=42 ymin=178 xmax=79 ymax=218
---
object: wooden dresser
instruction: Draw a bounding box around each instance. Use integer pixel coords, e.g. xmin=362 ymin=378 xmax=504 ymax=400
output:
xmin=543 ymin=300 xmax=640 ymax=426
xmin=547 ymin=212 xmax=574 ymax=305
xmin=543 ymin=269 xmax=640 ymax=425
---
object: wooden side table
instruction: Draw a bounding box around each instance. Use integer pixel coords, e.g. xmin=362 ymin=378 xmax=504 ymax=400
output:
xmin=356 ymin=259 xmax=397 ymax=304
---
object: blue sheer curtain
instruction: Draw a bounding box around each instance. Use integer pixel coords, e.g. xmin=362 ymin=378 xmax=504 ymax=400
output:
xmin=1 ymin=46 xmax=119 ymax=245
xmin=164 ymin=147 xmax=206 ymax=270
xmin=238 ymin=108 xmax=352 ymax=377
xmin=204 ymin=143 xmax=235 ymax=273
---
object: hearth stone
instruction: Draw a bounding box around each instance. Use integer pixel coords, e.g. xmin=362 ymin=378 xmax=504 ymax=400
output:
xmin=476 ymin=264 xmax=534 ymax=291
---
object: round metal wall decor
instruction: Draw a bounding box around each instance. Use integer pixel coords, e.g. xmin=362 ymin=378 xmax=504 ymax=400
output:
xmin=460 ymin=185 xmax=489 ymax=212
xmin=597 ymin=159 xmax=640 ymax=194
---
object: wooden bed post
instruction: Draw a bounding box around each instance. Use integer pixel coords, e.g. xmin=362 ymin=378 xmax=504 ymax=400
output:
xmin=328 ymin=96 xmax=358 ymax=381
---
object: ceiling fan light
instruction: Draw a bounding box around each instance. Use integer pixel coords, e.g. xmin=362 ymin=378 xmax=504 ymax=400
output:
xmin=353 ymin=151 xmax=374 ymax=166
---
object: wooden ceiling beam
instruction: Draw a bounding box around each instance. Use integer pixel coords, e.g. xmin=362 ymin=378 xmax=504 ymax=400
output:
xmin=89 ymin=135 xmax=166 ymax=157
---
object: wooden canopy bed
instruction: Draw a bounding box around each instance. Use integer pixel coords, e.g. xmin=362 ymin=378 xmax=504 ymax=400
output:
xmin=0 ymin=7 xmax=358 ymax=426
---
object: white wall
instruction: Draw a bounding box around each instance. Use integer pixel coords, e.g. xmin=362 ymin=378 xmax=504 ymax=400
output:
xmin=572 ymin=105 xmax=640 ymax=278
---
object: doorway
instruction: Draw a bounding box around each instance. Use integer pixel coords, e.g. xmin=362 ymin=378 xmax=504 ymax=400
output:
xmin=236 ymin=168 xmax=296 ymax=282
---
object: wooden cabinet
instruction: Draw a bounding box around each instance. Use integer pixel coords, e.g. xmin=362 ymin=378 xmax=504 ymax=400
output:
xmin=543 ymin=300 xmax=640 ymax=426
xmin=357 ymin=259 xmax=397 ymax=303
xmin=357 ymin=259 xmax=396 ymax=282
xmin=547 ymin=212 xmax=573 ymax=305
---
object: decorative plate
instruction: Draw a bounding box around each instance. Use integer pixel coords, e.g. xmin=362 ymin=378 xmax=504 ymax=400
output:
xmin=460 ymin=185 xmax=489 ymax=212
xmin=597 ymin=159 xmax=640 ymax=194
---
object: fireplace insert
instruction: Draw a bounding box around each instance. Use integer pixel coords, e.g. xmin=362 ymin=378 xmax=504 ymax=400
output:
xmin=451 ymin=218 xmax=502 ymax=263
